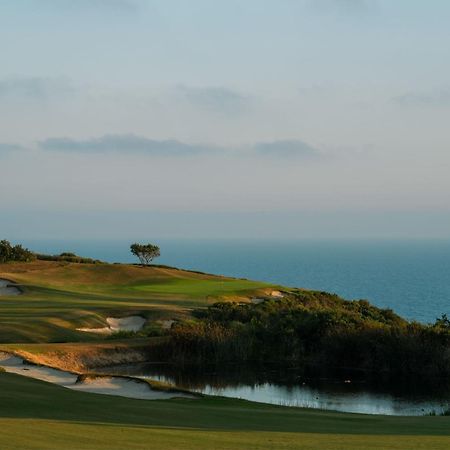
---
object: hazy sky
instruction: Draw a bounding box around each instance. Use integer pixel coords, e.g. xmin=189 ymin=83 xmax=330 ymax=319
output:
xmin=1 ymin=0 xmax=450 ymax=239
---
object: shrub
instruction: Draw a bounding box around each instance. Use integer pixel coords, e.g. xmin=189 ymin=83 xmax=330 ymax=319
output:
xmin=166 ymin=292 xmax=450 ymax=381
xmin=36 ymin=253 xmax=103 ymax=264
xmin=0 ymin=240 xmax=35 ymax=263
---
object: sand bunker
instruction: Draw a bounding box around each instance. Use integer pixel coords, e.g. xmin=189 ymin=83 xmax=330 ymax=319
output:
xmin=271 ymin=290 xmax=284 ymax=298
xmin=77 ymin=316 xmax=146 ymax=335
xmin=0 ymin=351 xmax=193 ymax=400
xmin=71 ymin=376 xmax=188 ymax=400
xmin=0 ymin=279 xmax=21 ymax=296
xmin=0 ymin=352 xmax=77 ymax=384
xmin=251 ymin=298 xmax=265 ymax=305
xmin=160 ymin=320 xmax=175 ymax=330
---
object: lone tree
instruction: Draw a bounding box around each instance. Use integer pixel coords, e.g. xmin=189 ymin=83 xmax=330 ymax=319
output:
xmin=130 ymin=243 xmax=160 ymax=266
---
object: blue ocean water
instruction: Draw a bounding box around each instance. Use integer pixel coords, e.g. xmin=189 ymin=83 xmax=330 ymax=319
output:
xmin=23 ymin=239 xmax=450 ymax=324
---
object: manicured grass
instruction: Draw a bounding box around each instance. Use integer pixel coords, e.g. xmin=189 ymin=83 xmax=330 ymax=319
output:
xmin=132 ymin=277 xmax=268 ymax=298
xmin=0 ymin=372 xmax=449 ymax=450
xmin=0 ymin=261 xmax=272 ymax=343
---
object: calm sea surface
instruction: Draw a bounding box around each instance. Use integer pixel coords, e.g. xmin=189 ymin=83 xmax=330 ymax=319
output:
xmin=24 ymin=239 xmax=450 ymax=323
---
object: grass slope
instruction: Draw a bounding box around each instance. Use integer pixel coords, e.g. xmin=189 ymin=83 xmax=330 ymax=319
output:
xmin=0 ymin=261 xmax=272 ymax=342
xmin=1 ymin=372 xmax=449 ymax=450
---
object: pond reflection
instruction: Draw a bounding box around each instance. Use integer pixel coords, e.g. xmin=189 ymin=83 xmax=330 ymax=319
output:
xmin=96 ymin=363 xmax=450 ymax=416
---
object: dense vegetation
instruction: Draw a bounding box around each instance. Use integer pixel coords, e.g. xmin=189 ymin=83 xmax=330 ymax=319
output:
xmin=0 ymin=240 xmax=35 ymax=263
xmin=168 ymin=290 xmax=450 ymax=381
xmin=35 ymin=252 xmax=103 ymax=264
xmin=0 ymin=239 xmax=103 ymax=265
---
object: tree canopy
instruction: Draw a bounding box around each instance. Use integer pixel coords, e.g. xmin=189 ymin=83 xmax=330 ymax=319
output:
xmin=130 ymin=243 xmax=160 ymax=266
xmin=0 ymin=240 xmax=35 ymax=263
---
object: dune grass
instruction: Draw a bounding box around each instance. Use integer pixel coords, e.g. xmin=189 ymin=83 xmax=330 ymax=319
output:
xmin=0 ymin=261 xmax=272 ymax=343
xmin=0 ymin=372 xmax=449 ymax=450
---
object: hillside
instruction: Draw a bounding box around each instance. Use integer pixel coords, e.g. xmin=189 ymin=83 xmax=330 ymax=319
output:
xmin=0 ymin=261 xmax=272 ymax=343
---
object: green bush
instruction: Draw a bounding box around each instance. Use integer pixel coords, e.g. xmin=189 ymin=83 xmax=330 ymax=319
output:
xmin=167 ymin=291 xmax=450 ymax=381
xmin=36 ymin=253 xmax=103 ymax=264
xmin=0 ymin=240 xmax=35 ymax=263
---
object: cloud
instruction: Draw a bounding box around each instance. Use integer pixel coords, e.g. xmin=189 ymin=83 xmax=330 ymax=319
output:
xmin=0 ymin=77 xmax=75 ymax=99
xmin=253 ymin=140 xmax=322 ymax=159
xmin=176 ymin=85 xmax=252 ymax=115
xmin=392 ymin=89 xmax=450 ymax=108
xmin=38 ymin=135 xmax=324 ymax=160
xmin=39 ymin=134 xmax=215 ymax=156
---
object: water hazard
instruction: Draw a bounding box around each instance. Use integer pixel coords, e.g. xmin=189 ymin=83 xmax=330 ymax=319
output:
xmin=96 ymin=363 xmax=450 ymax=416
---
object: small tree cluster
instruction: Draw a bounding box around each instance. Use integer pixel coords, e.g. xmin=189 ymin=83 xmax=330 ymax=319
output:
xmin=0 ymin=240 xmax=36 ymax=263
xmin=130 ymin=243 xmax=160 ymax=266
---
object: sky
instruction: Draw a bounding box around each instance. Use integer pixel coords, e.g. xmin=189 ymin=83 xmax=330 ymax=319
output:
xmin=1 ymin=0 xmax=450 ymax=239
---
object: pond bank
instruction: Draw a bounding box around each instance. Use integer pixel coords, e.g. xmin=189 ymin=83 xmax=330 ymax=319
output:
xmin=0 ymin=351 xmax=194 ymax=401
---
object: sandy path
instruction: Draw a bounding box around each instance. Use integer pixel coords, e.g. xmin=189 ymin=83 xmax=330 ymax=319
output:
xmin=0 ymin=352 xmax=193 ymax=400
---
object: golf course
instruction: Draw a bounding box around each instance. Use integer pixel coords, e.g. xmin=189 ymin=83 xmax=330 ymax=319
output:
xmin=0 ymin=258 xmax=449 ymax=449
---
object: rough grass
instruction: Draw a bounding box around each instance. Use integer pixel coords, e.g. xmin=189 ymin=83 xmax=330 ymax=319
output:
xmin=0 ymin=261 xmax=272 ymax=343
xmin=0 ymin=338 xmax=167 ymax=372
xmin=0 ymin=372 xmax=449 ymax=450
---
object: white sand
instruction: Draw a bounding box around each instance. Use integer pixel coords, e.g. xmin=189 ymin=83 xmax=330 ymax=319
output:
xmin=0 ymin=352 xmax=78 ymax=384
xmin=160 ymin=319 xmax=175 ymax=330
xmin=0 ymin=279 xmax=21 ymax=296
xmin=251 ymin=298 xmax=265 ymax=305
xmin=77 ymin=316 xmax=146 ymax=334
xmin=271 ymin=290 xmax=284 ymax=298
xmin=70 ymin=376 xmax=188 ymax=400
xmin=0 ymin=351 xmax=193 ymax=400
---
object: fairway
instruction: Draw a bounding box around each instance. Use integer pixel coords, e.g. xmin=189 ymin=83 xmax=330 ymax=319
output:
xmin=132 ymin=277 xmax=268 ymax=297
xmin=0 ymin=261 xmax=272 ymax=342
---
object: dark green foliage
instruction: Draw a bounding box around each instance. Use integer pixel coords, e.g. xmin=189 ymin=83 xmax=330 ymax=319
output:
xmin=168 ymin=290 xmax=450 ymax=380
xmin=434 ymin=314 xmax=450 ymax=330
xmin=0 ymin=240 xmax=35 ymax=263
xmin=130 ymin=243 xmax=160 ymax=266
xmin=36 ymin=253 xmax=103 ymax=264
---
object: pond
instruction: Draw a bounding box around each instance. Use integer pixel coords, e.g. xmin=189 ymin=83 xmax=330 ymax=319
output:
xmin=96 ymin=362 xmax=450 ymax=416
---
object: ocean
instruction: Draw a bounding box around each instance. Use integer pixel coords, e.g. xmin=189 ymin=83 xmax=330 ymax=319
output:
xmin=22 ymin=239 xmax=450 ymax=324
